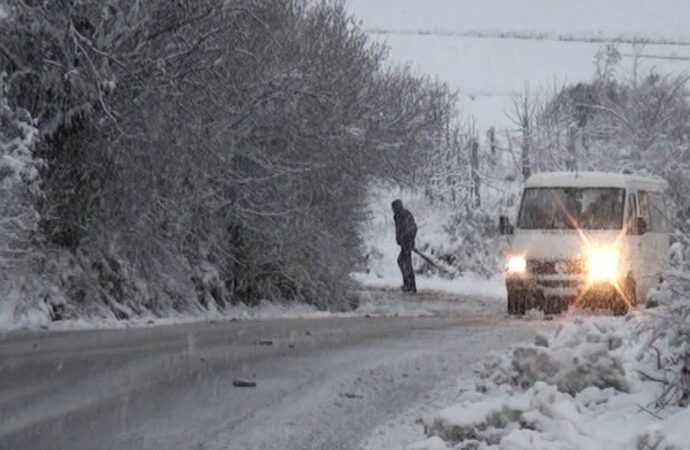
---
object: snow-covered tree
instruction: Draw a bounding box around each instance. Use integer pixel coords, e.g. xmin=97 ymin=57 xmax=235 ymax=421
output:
xmin=0 ymin=73 xmax=47 ymax=323
xmin=0 ymin=0 xmax=458 ymax=318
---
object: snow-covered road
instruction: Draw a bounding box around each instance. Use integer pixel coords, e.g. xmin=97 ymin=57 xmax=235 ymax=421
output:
xmin=1 ymin=292 xmax=542 ymax=450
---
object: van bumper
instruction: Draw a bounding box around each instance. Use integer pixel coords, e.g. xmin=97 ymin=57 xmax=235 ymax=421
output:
xmin=506 ymin=276 xmax=627 ymax=314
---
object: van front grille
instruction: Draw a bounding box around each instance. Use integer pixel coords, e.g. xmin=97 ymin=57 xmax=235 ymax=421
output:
xmin=527 ymin=258 xmax=585 ymax=275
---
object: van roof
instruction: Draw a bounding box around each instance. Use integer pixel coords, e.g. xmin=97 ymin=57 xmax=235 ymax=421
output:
xmin=525 ymin=171 xmax=667 ymax=192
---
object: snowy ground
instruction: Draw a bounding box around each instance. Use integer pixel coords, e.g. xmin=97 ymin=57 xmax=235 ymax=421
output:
xmin=7 ymin=274 xmax=682 ymax=449
xmin=353 ymin=273 xmax=505 ymax=301
xmin=1 ymin=294 xmax=546 ymax=450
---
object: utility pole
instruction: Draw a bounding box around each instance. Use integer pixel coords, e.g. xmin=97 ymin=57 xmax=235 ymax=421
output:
xmin=470 ymin=137 xmax=481 ymax=207
xmin=566 ymin=124 xmax=577 ymax=171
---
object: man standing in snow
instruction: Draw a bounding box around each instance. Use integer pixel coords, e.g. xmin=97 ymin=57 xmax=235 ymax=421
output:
xmin=392 ymin=199 xmax=417 ymax=293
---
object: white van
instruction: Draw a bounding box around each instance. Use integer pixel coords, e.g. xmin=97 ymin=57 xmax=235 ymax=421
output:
xmin=499 ymin=171 xmax=669 ymax=315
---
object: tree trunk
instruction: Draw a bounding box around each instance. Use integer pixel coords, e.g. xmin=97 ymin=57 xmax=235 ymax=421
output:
xmin=566 ymin=125 xmax=577 ymax=171
xmin=470 ymin=137 xmax=481 ymax=207
xmin=521 ymin=117 xmax=531 ymax=179
xmin=487 ymin=126 xmax=497 ymax=167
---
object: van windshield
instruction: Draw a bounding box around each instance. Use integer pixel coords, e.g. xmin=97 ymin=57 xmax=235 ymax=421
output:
xmin=518 ymin=187 xmax=625 ymax=230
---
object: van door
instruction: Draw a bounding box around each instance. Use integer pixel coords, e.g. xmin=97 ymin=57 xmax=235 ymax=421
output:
xmin=624 ymin=191 xmax=643 ymax=301
xmin=637 ymin=190 xmax=669 ymax=300
xmin=649 ymin=191 xmax=670 ymax=273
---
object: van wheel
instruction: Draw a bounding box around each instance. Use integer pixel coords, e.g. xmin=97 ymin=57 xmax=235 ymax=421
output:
xmin=544 ymin=297 xmax=568 ymax=314
xmin=507 ymin=289 xmax=525 ymax=315
xmin=533 ymin=295 xmax=544 ymax=313
xmin=612 ymin=300 xmax=629 ymax=316
xmin=553 ymin=297 xmax=568 ymax=314
xmin=506 ymin=293 xmax=512 ymax=315
xmin=518 ymin=293 xmax=527 ymax=315
xmin=612 ymin=279 xmax=634 ymax=316
xmin=542 ymin=297 xmax=552 ymax=314
xmin=549 ymin=298 xmax=564 ymax=314
xmin=624 ymin=276 xmax=637 ymax=307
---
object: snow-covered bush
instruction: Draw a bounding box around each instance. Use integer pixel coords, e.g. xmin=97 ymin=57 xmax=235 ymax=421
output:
xmin=412 ymin=310 xmax=690 ymax=449
xmin=636 ymin=246 xmax=690 ymax=408
xmin=0 ymin=74 xmax=47 ymax=326
xmin=436 ymin=206 xmax=503 ymax=277
xmin=415 ymin=317 xmax=654 ymax=449
xmin=534 ymin=52 xmax=690 ymax=209
xmin=0 ymin=75 xmax=41 ymax=249
xmin=423 ymin=381 xmax=605 ymax=448
xmin=479 ymin=319 xmax=629 ymax=395
xmin=358 ymin=171 xmax=519 ymax=283
xmin=358 ymin=185 xmax=493 ymax=281
xmin=0 ymin=1 xmax=459 ymax=325
xmin=635 ymin=428 xmax=682 ymax=450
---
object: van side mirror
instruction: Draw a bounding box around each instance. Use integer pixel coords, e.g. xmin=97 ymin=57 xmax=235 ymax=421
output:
xmin=631 ymin=216 xmax=647 ymax=235
xmin=499 ymin=215 xmax=514 ymax=235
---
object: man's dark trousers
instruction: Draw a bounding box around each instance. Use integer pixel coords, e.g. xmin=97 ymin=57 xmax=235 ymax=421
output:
xmin=398 ymin=244 xmax=416 ymax=292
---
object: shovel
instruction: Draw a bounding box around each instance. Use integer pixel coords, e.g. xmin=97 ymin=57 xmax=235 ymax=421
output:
xmin=412 ymin=248 xmax=440 ymax=268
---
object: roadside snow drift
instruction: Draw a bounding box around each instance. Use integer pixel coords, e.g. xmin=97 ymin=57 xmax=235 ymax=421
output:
xmin=410 ymin=314 xmax=690 ymax=450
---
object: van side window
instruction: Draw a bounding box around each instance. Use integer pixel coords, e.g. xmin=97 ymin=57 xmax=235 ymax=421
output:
xmin=626 ymin=193 xmax=637 ymax=231
xmin=638 ymin=190 xmax=667 ymax=232
xmin=638 ymin=191 xmax=652 ymax=231
xmin=649 ymin=193 xmax=668 ymax=232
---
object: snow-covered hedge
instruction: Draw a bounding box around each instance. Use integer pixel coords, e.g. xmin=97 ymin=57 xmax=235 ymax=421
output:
xmin=0 ymin=74 xmax=47 ymax=328
xmin=358 ymin=182 xmax=518 ymax=283
xmin=0 ymin=1 xmax=463 ymax=328
xmin=638 ymin=287 xmax=690 ymax=407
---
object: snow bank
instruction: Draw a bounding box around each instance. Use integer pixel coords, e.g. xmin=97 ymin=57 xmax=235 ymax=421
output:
xmin=351 ymin=271 xmax=506 ymax=299
xmin=0 ymin=299 xmax=332 ymax=333
xmin=415 ymin=313 xmax=690 ymax=450
xmin=423 ymin=382 xmax=600 ymax=448
xmin=479 ymin=318 xmax=629 ymax=395
xmin=1 ymin=283 xmax=505 ymax=333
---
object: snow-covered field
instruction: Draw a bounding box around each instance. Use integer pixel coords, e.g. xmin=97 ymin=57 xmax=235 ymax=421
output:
xmin=375 ymin=35 xmax=690 ymax=131
xmin=347 ymin=0 xmax=690 ymax=132
xmin=348 ymin=0 xmax=690 ymax=41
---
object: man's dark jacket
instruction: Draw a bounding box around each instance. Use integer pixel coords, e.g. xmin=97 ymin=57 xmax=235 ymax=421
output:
xmin=393 ymin=203 xmax=417 ymax=250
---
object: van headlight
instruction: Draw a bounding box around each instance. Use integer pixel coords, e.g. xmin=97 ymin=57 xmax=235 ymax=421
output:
xmin=507 ymin=256 xmax=526 ymax=274
xmin=587 ymin=248 xmax=618 ymax=281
